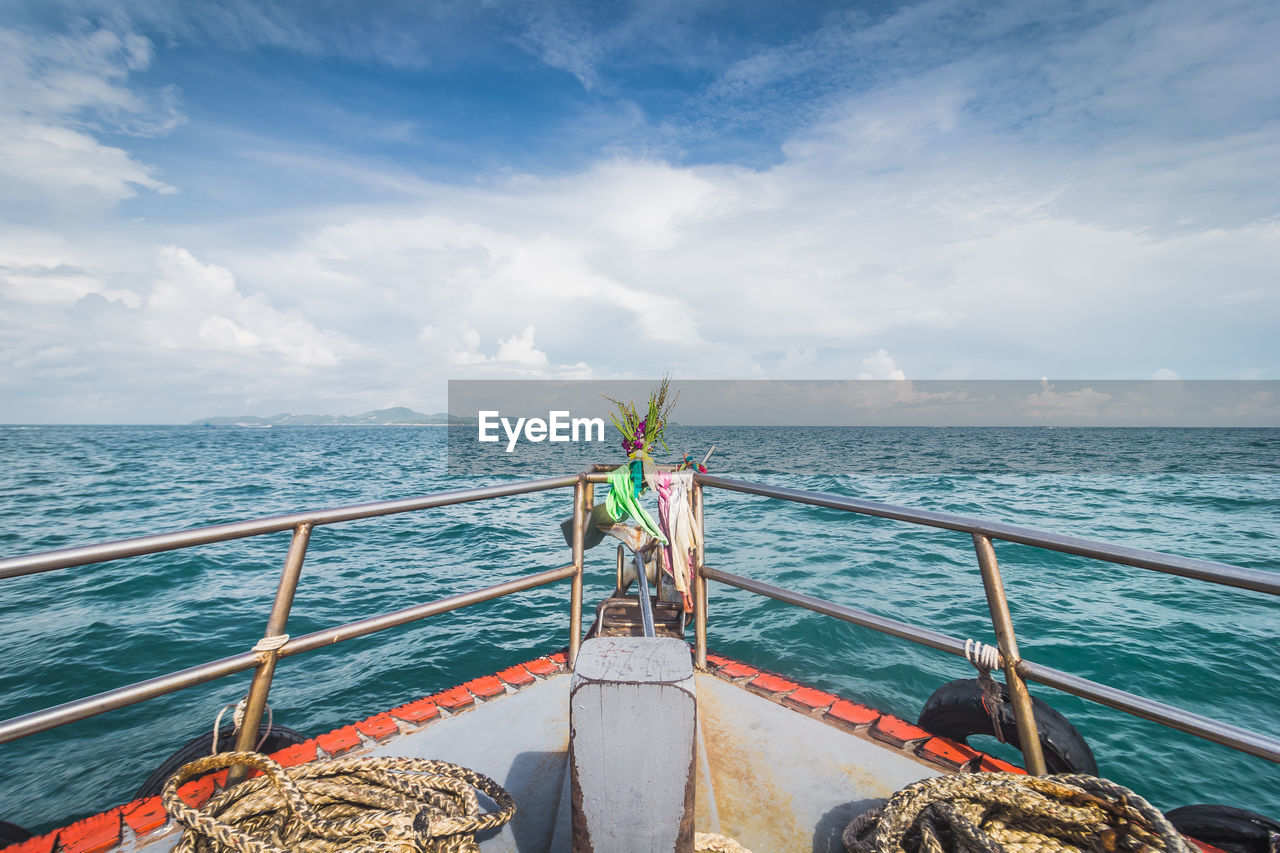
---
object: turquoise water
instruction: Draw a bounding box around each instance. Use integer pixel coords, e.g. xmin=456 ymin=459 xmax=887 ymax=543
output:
xmin=0 ymin=425 xmax=1277 ymax=832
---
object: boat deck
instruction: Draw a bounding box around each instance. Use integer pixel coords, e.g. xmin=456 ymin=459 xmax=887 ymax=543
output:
xmin=55 ymin=648 xmax=1015 ymax=853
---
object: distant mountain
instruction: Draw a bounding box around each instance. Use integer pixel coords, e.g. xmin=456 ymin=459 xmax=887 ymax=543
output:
xmin=192 ymin=407 xmax=476 ymax=426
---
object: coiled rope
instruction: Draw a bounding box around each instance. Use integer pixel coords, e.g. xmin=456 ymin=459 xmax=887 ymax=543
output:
xmin=695 ymin=832 xmax=754 ymax=852
xmin=842 ymin=772 xmax=1195 ymax=853
xmin=161 ymin=752 xmax=514 ymax=853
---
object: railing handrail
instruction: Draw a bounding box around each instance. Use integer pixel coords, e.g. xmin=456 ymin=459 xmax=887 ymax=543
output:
xmin=0 ymin=473 xmax=591 ymax=753
xmin=695 ymin=473 xmax=1280 ymax=596
xmin=2 ymin=468 xmax=1275 ymax=778
xmin=0 ymin=475 xmax=579 ymax=580
xmin=701 ymin=565 xmax=1280 ymax=764
xmin=692 ymin=472 xmax=1279 ymax=773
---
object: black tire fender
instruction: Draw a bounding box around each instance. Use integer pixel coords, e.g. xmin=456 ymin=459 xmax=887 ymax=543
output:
xmin=1165 ymin=804 xmax=1280 ymax=853
xmin=0 ymin=821 xmax=32 ymax=847
xmin=135 ymin=724 xmax=307 ymax=798
xmin=917 ymin=678 xmax=1098 ymax=775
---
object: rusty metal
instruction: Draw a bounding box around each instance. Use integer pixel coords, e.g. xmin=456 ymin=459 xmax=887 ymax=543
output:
xmin=569 ymin=476 xmax=586 ymax=667
xmin=227 ymin=522 xmax=312 ymax=783
xmin=616 ymin=543 xmax=625 ymax=594
xmin=972 ymin=533 xmax=1047 ymax=776
xmin=692 ymin=481 xmax=707 ymax=669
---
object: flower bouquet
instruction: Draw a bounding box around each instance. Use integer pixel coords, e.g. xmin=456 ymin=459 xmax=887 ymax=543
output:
xmin=603 ymin=375 xmax=679 ymax=461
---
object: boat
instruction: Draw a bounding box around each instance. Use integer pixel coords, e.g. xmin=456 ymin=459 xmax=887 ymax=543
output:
xmin=0 ymin=463 xmax=1277 ymax=853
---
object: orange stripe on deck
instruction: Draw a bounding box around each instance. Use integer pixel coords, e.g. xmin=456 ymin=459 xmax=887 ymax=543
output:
xmin=824 ymin=699 xmax=880 ymax=729
xmin=121 ymin=797 xmax=167 ymax=837
xmin=356 ymin=713 xmax=399 ymax=741
xmin=58 ymin=809 xmax=121 ymax=853
xmin=497 ymin=664 xmax=535 ymax=686
xmin=317 ymin=725 xmax=361 ymax=756
xmin=432 ymin=685 xmax=475 ymax=712
xmin=464 ymin=675 xmax=505 ymax=699
xmin=783 ymin=686 xmax=838 ymax=712
xmin=270 ymin=739 xmax=319 ymax=768
xmin=391 ymin=698 xmax=440 ymax=724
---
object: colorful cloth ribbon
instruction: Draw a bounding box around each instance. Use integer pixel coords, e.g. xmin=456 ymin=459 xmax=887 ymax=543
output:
xmin=604 ymin=464 xmax=667 ymax=544
xmin=655 ymin=470 xmax=702 ymax=612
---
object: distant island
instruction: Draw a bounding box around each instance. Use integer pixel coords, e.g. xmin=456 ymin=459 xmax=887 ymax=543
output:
xmin=192 ymin=407 xmax=476 ymax=426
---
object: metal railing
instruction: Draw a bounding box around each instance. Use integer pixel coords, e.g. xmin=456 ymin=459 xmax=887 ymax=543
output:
xmin=1 ymin=466 xmax=1277 ymax=783
xmin=0 ymin=474 xmax=595 ymax=767
xmin=689 ymin=473 xmax=1280 ymax=772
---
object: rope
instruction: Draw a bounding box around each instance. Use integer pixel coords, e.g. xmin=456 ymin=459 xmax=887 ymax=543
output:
xmin=695 ymin=832 xmax=753 ymax=852
xmin=842 ymin=772 xmax=1196 ymax=853
xmin=161 ymin=751 xmax=515 ymax=853
xmin=210 ymin=700 xmax=273 ymax=754
xmin=965 ymin=639 xmax=1006 ymax=743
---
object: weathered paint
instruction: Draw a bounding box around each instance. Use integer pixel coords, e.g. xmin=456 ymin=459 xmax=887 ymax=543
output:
xmin=570 ymin=637 xmax=696 ymax=853
xmin=8 ymin=647 xmax=1053 ymax=853
xmin=695 ymin=673 xmax=943 ymax=853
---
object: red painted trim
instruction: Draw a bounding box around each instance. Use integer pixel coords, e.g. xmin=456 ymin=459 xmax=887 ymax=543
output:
xmin=825 ymin=699 xmax=881 ymax=729
xmin=391 ymin=698 xmax=440 ymax=724
xmin=919 ymin=737 xmax=982 ymax=772
xmin=870 ymin=715 xmax=932 ymax=748
xmin=522 ymin=658 xmax=559 ymax=676
xmin=316 ymin=725 xmax=361 ymax=756
xmin=748 ymin=673 xmax=799 ymax=695
xmin=121 ymin=797 xmax=167 ymax=836
xmin=464 ymin=675 xmax=505 ymax=699
xmin=432 ymin=685 xmax=475 ymax=712
xmin=176 ymin=776 xmax=216 ymax=809
xmin=977 ymin=754 xmax=1027 ymax=774
xmin=270 ymin=739 xmax=319 ymax=768
xmin=784 ymin=687 xmax=839 ymax=713
xmin=717 ymin=661 xmax=759 ymax=679
xmin=355 ymin=713 xmax=399 ymax=741
xmin=497 ymin=664 xmax=535 ymax=686
xmin=59 ymin=809 xmax=121 ymax=853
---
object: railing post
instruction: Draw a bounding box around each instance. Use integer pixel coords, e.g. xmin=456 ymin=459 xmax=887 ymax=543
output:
xmin=569 ymin=476 xmax=586 ymax=667
xmin=693 ymin=479 xmax=707 ymax=669
xmin=227 ymin=522 xmax=311 ymax=784
xmin=972 ymin=533 xmax=1048 ymax=776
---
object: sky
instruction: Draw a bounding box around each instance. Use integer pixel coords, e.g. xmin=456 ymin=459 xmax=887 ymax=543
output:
xmin=1 ymin=0 xmax=1278 ymax=423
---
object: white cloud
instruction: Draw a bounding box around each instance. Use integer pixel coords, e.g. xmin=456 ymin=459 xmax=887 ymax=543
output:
xmin=2 ymin=2 xmax=1279 ymax=421
xmin=0 ymin=26 xmax=181 ymax=200
xmin=1152 ymin=368 xmax=1180 ymax=380
xmin=146 ymin=246 xmax=352 ymax=367
xmin=857 ymin=349 xmax=907 ymax=381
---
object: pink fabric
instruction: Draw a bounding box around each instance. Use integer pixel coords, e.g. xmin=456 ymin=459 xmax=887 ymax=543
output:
xmin=655 ymin=471 xmax=694 ymax=611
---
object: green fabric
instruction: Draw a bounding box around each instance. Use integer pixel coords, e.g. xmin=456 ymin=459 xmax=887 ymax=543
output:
xmin=604 ymin=464 xmax=668 ymax=544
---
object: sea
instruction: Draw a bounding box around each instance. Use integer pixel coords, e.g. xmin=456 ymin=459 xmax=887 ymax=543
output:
xmin=0 ymin=425 xmax=1277 ymax=833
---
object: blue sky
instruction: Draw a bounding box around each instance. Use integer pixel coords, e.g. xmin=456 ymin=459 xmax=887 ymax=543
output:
xmin=1 ymin=0 xmax=1278 ymax=422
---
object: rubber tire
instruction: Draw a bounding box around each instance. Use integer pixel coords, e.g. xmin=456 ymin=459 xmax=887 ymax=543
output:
xmin=0 ymin=821 xmax=32 ymax=846
xmin=1165 ymin=804 xmax=1280 ymax=853
xmin=135 ymin=724 xmax=307 ymax=798
xmin=917 ymin=678 xmax=1098 ymax=775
